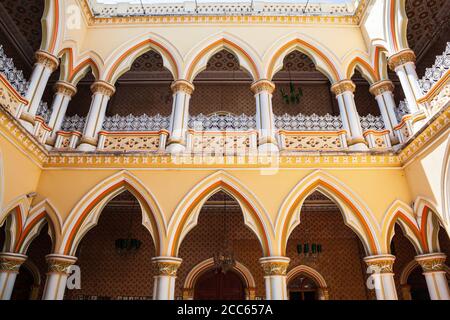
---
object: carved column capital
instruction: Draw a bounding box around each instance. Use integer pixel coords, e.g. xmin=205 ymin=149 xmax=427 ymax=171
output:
xmin=46 ymin=254 xmax=77 ymax=275
xmin=415 ymin=253 xmax=447 ymax=272
xmin=90 ymin=81 xmax=116 ymax=97
xmin=363 ymin=254 xmax=395 ymax=273
xmin=54 ymin=81 xmax=77 ymax=97
xmin=369 ymin=80 xmax=394 ymax=96
xmin=35 ymin=50 xmax=59 ymax=72
xmin=388 ymin=49 xmax=416 ymax=71
xmin=250 ymin=79 xmax=275 ymax=94
xmin=171 ymin=80 xmax=195 ymax=95
xmin=259 ymin=256 xmax=290 ymax=276
xmin=330 ymin=79 xmax=355 ymax=96
xmin=152 ymin=257 xmax=182 ymax=277
xmin=0 ymin=253 xmax=27 ymax=273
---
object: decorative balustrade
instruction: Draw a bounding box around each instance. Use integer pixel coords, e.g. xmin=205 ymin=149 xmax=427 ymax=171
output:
xmin=189 ymin=113 xmax=256 ymax=131
xmin=103 ymin=114 xmax=170 ymax=131
xmin=363 ymin=130 xmax=391 ymax=149
xmin=359 ymin=114 xmax=385 ymax=131
xmin=54 ymin=131 xmax=82 ymax=150
xmin=186 ymin=129 xmax=258 ymax=155
xmin=61 ymin=115 xmax=86 ymax=132
xmin=274 ymin=113 xmax=343 ymax=131
xmin=419 ymin=42 xmax=450 ymax=94
xmin=97 ymin=130 xmax=169 ymax=152
xmin=0 ymin=73 xmax=28 ymax=117
xmin=0 ymin=45 xmax=29 ymax=95
xmin=278 ymin=130 xmax=348 ymax=151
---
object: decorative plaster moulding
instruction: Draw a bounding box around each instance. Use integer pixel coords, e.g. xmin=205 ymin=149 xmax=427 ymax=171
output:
xmin=80 ymin=0 xmax=368 ymax=25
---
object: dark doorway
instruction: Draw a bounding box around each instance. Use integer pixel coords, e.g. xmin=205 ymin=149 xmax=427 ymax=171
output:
xmin=194 ymin=269 xmax=245 ymax=300
xmin=288 ymin=275 xmax=318 ymax=300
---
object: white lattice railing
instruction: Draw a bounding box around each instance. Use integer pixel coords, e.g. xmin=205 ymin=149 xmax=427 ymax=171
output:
xmin=274 ymin=113 xmax=343 ymax=131
xmin=419 ymin=42 xmax=450 ymax=94
xmin=61 ymin=114 xmax=86 ymax=132
xmin=102 ymin=114 xmax=170 ymax=131
xmin=359 ymin=114 xmax=385 ymax=131
xmin=189 ymin=113 xmax=256 ymax=131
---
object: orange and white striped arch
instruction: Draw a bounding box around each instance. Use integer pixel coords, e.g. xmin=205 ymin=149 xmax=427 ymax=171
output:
xmin=263 ymin=33 xmax=344 ymax=83
xmin=58 ymin=47 xmax=103 ymax=85
xmin=58 ymin=171 xmax=167 ymax=257
xmin=166 ymin=171 xmax=274 ymax=258
xmin=183 ymin=33 xmax=263 ymax=82
xmin=275 ymin=170 xmax=381 ymax=256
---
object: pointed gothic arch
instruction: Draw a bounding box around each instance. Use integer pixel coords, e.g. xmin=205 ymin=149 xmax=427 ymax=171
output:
xmin=167 ymin=171 xmax=273 ymax=257
xmin=59 ymin=171 xmax=166 ymax=256
xmin=276 ymin=171 xmax=380 ymax=256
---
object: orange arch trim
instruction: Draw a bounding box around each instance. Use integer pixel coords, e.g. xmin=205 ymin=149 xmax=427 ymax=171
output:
xmin=48 ymin=0 xmax=60 ymax=54
xmin=281 ymin=180 xmax=377 ymax=255
xmin=185 ymin=39 xmax=260 ymax=81
xmin=63 ymin=181 xmax=160 ymax=255
xmin=106 ymin=39 xmax=179 ymax=82
xmin=386 ymin=211 xmax=428 ymax=253
xmin=14 ymin=212 xmax=47 ymax=253
xmin=170 ymin=181 xmax=270 ymax=256
xmin=267 ymin=39 xmax=340 ymax=81
xmin=60 ymin=48 xmax=100 ymax=83
xmin=346 ymin=57 xmax=380 ymax=83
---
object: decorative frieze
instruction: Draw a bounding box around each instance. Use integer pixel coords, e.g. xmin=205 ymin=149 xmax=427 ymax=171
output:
xmin=388 ymin=49 xmax=416 ymax=71
xmin=0 ymin=253 xmax=27 ymax=273
xmin=369 ymin=80 xmax=394 ymax=96
xmin=364 ymin=255 xmax=395 ymax=274
xmin=152 ymin=257 xmax=182 ymax=277
xmin=279 ymin=130 xmax=347 ymax=151
xmin=54 ymin=81 xmax=77 ymax=97
xmin=260 ymin=257 xmax=290 ymax=276
xmin=46 ymin=255 xmax=77 ymax=275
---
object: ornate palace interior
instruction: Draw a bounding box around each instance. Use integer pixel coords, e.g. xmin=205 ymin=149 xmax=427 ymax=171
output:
xmin=0 ymin=0 xmax=449 ymax=301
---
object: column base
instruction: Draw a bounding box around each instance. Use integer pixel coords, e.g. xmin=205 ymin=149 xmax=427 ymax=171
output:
xmin=166 ymin=143 xmax=186 ymax=155
xmin=348 ymin=139 xmax=369 ymax=151
xmin=77 ymin=143 xmax=97 ymax=152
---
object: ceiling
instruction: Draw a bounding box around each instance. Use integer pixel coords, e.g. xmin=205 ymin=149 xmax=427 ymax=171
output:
xmin=0 ymin=0 xmax=448 ymax=80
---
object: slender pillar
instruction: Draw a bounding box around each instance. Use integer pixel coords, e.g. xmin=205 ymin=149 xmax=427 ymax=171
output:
xmin=19 ymin=51 xmax=59 ymax=132
xmin=47 ymin=81 xmax=77 ymax=143
xmin=364 ymin=254 xmax=398 ymax=300
xmin=166 ymin=80 xmax=194 ymax=154
xmin=415 ymin=253 xmax=450 ymax=300
xmin=369 ymin=80 xmax=399 ymax=142
xmin=388 ymin=49 xmax=422 ymax=114
xmin=259 ymin=256 xmax=290 ymax=300
xmin=42 ymin=254 xmax=77 ymax=300
xmin=331 ymin=80 xmax=368 ymax=151
xmin=78 ymin=81 xmax=116 ymax=151
xmin=152 ymin=256 xmax=182 ymax=300
xmin=251 ymin=80 xmax=278 ymax=153
xmin=0 ymin=252 xmax=27 ymax=300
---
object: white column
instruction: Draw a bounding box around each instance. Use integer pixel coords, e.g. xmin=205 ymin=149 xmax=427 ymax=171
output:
xmin=19 ymin=51 xmax=59 ymax=132
xmin=364 ymin=254 xmax=398 ymax=300
xmin=78 ymin=81 xmax=116 ymax=152
xmin=166 ymin=80 xmax=194 ymax=154
xmin=415 ymin=253 xmax=450 ymax=300
xmin=251 ymin=80 xmax=279 ymax=153
xmin=0 ymin=252 xmax=27 ymax=300
xmin=388 ymin=49 xmax=422 ymax=114
xmin=152 ymin=256 xmax=182 ymax=300
xmin=259 ymin=256 xmax=290 ymax=300
xmin=369 ymin=80 xmax=399 ymax=142
xmin=42 ymin=254 xmax=77 ymax=300
xmin=331 ymin=80 xmax=368 ymax=151
xmin=47 ymin=81 xmax=77 ymax=143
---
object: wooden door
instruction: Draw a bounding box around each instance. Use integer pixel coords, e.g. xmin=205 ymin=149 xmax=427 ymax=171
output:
xmin=194 ymin=269 xmax=245 ymax=300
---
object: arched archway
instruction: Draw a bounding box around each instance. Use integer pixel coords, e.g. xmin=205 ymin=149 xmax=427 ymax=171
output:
xmin=183 ymin=258 xmax=256 ymax=300
xmin=287 ymin=265 xmax=328 ymax=300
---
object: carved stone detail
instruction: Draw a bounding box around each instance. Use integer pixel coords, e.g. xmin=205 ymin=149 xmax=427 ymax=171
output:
xmin=260 ymin=259 xmax=289 ymax=276
xmin=54 ymin=81 xmax=77 ymax=97
xmin=364 ymin=255 xmax=395 ymax=273
xmin=46 ymin=255 xmax=77 ymax=275
xmin=35 ymin=50 xmax=59 ymax=72
xmin=415 ymin=253 xmax=447 ymax=272
xmin=90 ymin=81 xmax=116 ymax=97
xmin=330 ymin=79 xmax=355 ymax=95
xmin=0 ymin=253 xmax=27 ymax=273
xmin=369 ymin=80 xmax=394 ymax=96
xmin=153 ymin=262 xmax=181 ymax=277
xmin=388 ymin=49 xmax=416 ymax=71
xmin=250 ymin=80 xmax=275 ymax=94
xmin=171 ymin=80 xmax=194 ymax=95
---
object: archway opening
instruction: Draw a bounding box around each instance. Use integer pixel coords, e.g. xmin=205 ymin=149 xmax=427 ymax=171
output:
xmin=194 ymin=268 xmax=246 ymax=300
xmin=177 ymin=190 xmax=262 ymax=300
xmin=287 ymin=274 xmax=319 ymax=301
xmin=286 ymin=191 xmax=371 ymax=300
xmin=64 ymin=190 xmax=156 ymax=300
